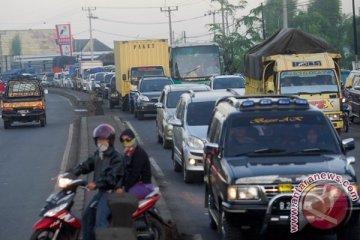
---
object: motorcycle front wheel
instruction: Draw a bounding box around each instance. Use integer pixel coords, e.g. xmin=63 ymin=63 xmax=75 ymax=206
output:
xmin=30 ymin=229 xmax=72 ymax=240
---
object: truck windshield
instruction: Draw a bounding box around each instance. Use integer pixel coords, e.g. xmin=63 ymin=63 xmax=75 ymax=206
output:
xmin=131 ymin=67 xmax=164 ymax=78
xmin=172 ymin=45 xmax=221 ymax=79
xmin=225 ymin=111 xmax=340 ymax=157
xmin=280 ymin=69 xmax=339 ymax=94
xmin=186 ymin=101 xmax=216 ymax=126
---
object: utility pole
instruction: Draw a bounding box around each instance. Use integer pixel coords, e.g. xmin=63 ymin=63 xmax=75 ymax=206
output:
xmin=82 ymin=7 xmax=97 ymax=61
xmin=282 ymin=0 xmax=288 ymax=29
xmin=220 ymin=0 xmax=226 ymax=36
xmin=261 ymin=3 xmax=266 ymax=40
xmin=352 ymin=0 xmax=358 ymax=62
xmin=205 ymin=10 xmax=218 ymax=39
xmin=160 ymin=6 xmax=178 ymax=46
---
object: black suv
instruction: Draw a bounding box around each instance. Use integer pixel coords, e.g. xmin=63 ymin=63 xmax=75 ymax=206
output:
xmin=204 ymin=95 xmax=359 ymax=239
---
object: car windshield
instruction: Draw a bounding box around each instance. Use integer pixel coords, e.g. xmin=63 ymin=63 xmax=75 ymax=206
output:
xmin=280 ymin=69 xmax=339 ymax=94
xmin=139 ymin=79 xmax=173 ymax=92
xmin=186 ymin=101 xmax=216 ymax=126
xmin=224 ymin=111 xmax=340 ymax=157
xmin=105 ymin=74 xmax=114 ymax=84
xmin=95 ymin=73 xmax=105 ymax=83
xmin=166 ymin=91 xmax=187 ymax=108
xmin=213 ymin=77 xmax=245 ymax=90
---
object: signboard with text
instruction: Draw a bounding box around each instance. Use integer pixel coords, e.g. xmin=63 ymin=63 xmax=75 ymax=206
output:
xmin=55 ymin=24 xmax=73 ymax=56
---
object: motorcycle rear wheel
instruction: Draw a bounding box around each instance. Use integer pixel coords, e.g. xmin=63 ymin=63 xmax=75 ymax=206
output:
xmin=137 ymin=215 xmax=167 ymax=240
xmin=30 ymin=229 xmax=72 ymax=240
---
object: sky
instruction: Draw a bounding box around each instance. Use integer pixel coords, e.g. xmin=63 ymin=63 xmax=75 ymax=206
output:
xmin=0 ymin=0 xmax=357 ymax=48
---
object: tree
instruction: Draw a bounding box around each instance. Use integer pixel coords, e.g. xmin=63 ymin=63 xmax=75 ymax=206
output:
xmin=10 ymin=34 xmax=22 ymax=57
xmin=263 ymin=0 xmax=297 ymax=38
xmin=209 ymin=0 xmax=262 ymax=74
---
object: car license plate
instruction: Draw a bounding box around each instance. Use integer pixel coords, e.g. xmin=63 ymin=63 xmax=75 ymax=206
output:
xmin=18 ymin=110 xmax=29 ymax=115
xmin=278 ymin=201 xmax=291 ymax=210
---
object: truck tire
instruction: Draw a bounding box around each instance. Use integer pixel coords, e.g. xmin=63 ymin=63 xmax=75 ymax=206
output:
xmin=3 ymin=120 xmax=10 ymax=129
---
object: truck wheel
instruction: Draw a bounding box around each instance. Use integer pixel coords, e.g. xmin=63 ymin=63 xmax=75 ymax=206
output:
xmin=137 ymin=112 xmax=144 ymax=120
xmin=40 ymin=117 xmax=46 ymax=127
xmin=221 ymin=212 xmax=242 ymax=240
xmin=3 ymin=120 xmax=10 ymax=129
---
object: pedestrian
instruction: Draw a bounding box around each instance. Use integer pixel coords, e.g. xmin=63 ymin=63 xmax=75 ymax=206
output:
xmin=67 ymin=123 xmax=125 ymax=240
xmin=118 ymin=128 xmax=154 ymax=200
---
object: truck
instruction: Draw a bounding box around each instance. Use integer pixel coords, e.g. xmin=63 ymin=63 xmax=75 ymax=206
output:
xmin=113 ymin=39 xmax=170 ymax=111
xmin=244 ymin=28 xmax=343 ymax=130
xmin=169 ymin=43 xmax=221 ymax=84
xmin=70 ymin=61 xmax=103 ymax=91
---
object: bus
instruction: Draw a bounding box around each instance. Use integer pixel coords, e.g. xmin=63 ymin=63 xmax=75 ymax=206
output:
xmin=169 ymin=43 xmax=221 ymax=84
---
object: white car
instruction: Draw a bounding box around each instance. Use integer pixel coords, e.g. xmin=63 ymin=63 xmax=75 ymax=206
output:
xmin=208 ymin=75 xmax=245 ymax=95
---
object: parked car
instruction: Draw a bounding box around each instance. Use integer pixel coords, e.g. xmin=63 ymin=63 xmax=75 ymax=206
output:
xmin=208 ymin=75 xmax=245 ymax=95
xmin=169 ymin=90 xmax=237 ymax=183
xmin=134 ymin=77 xmax=174 ymax=120
xmin=203 ymin=95 xmax=359 ymax=239
xmin=156 ymin=84 xmax=211 ymax=149
xmin=102 ymin=73 xmax=115 ymax=99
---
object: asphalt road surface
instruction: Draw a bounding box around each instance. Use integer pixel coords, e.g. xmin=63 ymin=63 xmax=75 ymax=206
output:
xmin=0 ymin=93 xmax=75 ymax=240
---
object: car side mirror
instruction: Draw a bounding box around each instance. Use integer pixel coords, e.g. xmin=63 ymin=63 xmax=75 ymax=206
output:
xmin=354 ymin=86 xmax=360 ymax=90
xmin=204 ymin=143 xmax=219 ymax=156
xmin=342 ymin=138 xmax=355 ymax=151
xmin=168 ymin=117 xmax=182 ymax=127
xmin=155 ymin=102 xmax=163 ymax=108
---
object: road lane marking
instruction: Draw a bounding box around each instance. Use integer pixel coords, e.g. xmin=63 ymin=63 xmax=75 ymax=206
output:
xmin=54 ymin=123 xmax=74 ymax=192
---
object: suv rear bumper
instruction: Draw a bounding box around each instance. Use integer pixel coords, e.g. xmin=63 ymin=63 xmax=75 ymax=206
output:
xmin=2 ymin=110 xmax=45 ymax=122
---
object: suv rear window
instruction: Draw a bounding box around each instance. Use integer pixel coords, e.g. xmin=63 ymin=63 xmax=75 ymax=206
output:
xmin=225 ymin=111 xmax=340 ymax=157
xmin=186 ymin=101 xmax=215 ymax=126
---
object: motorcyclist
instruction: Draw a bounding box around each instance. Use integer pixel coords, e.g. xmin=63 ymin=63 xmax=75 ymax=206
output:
xmin=67 ymin=123 xmax=125 ymax=240
xmin=117 ymin=128 xmax=154 ymax=200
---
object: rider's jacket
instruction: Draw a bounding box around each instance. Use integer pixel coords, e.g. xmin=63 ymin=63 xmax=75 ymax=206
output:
xmin=70 ymin=147 xmax=125 ymax=191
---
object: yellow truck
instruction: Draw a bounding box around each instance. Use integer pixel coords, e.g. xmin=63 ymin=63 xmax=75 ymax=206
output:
xmin=244 ymin=28 xmax=343 ymax=130
xmin=113 ymin=39 xmax=170 ymax=111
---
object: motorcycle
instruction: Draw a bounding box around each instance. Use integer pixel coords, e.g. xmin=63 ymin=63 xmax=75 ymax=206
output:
xmin=30 ymin=174 xmax=167 ymax=240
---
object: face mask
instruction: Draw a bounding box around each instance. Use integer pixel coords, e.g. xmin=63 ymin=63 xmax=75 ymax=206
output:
xmin=122 ymin=139 xmax=136 ymax=148
xmin=97 ymin=142 xmax=109 ymax=152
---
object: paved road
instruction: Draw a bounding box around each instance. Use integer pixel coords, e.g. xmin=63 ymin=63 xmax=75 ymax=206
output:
xmin=0 ymin=93 xmax=75 ymax=240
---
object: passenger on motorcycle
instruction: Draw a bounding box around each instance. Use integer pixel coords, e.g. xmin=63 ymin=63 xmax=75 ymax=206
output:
xmin=117 ymin=128 xmax=154 ymax=200
xmin=67 ymin=123 xmax=125 ymax=240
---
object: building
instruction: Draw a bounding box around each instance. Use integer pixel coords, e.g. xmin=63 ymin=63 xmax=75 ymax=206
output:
xmin=0 ymin=29 xmax=113 ymax=73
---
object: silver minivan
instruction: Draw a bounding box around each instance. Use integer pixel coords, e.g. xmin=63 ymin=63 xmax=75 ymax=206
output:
xmin=156 ymin=84 xmax=211 ymax=149
xmin=169 ymin=90 xmax=237 ymax=183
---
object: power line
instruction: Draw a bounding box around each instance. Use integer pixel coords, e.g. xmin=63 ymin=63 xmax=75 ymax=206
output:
xmin=96 ymin=15 xmax=205 ymax=25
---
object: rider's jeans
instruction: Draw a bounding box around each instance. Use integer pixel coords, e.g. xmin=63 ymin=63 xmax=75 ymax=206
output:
xmin=82 ymin=191 xmax=110 ymax=240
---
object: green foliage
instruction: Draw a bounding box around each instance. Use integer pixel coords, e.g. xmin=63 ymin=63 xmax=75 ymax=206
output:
xmin=10 ymin=34 xmax=22 ymax=56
